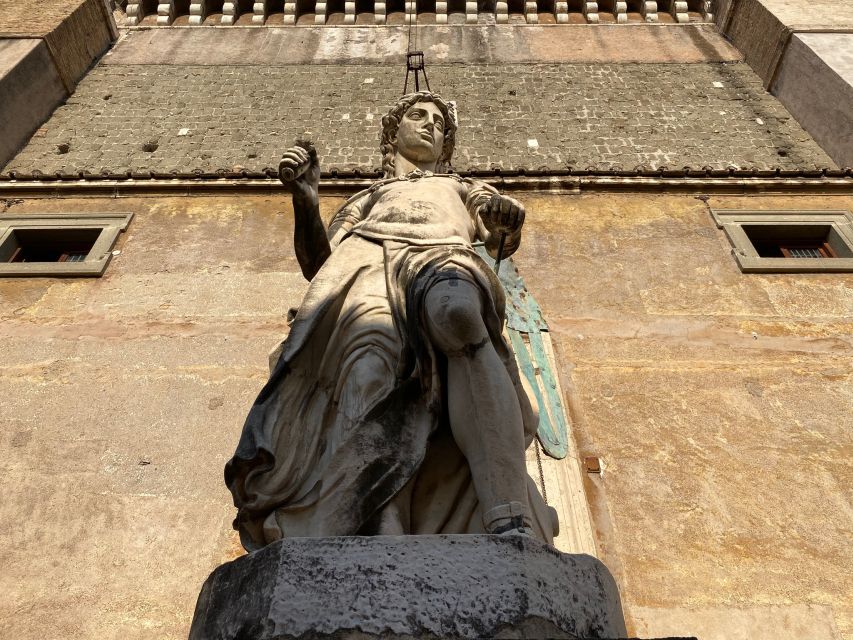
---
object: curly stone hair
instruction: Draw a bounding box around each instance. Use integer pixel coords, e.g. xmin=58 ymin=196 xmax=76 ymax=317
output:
xmin=380 ymin=92 xmax=457 ymax=178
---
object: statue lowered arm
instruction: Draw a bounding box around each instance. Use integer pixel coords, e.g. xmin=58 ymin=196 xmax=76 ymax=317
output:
xmin=279 ymin=142 xmax=331 ymax=281
xmin=466 ymin=180 xmax=526 ymax=259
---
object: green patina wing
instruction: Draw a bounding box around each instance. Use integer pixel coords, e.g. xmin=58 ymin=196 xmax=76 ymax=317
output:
xmin=476 ymin=247 xmax=569 ymax=460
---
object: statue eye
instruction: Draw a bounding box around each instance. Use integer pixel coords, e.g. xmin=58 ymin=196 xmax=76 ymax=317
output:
xmin=409 ymin=111 xmax=422 ymax=119
xmin=435 ymin=120 xmax=444 ymax=129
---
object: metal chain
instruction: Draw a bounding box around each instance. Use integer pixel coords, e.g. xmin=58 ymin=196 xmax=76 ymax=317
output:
xmin=534 ymin=439 xmax=548 ymax=505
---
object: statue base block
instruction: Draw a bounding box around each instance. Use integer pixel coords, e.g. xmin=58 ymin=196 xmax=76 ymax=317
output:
xmin=189 ymin=534 xmax=629 ymax=639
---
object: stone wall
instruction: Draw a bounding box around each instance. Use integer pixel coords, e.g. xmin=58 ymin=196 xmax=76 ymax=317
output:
xmin=0 ymin=0 xmax=115 ymax=166
xmin=0 ymin=40 xmax=67 ymax=168
xmin=0 ymin=0 xmax=115 ymax=89
xmin=45 ymin=0 xmax=116 ymax=90
xmin=723 ymin=0 xmax=793 ymax=84
xmin=718 ymin=0 xmax=853 ymax=169
xmin=771 ymin=33 xmax=853 ymax=168
xmin=721 ymin=0 xmax=853 ymax=89
xmin=116 ymin=0 xmax=713 ymax=26
xmin=0 ymin=190 xmax=850 ymax=640
xmin=0 ymin=0 xmax=96 ymax=35
xmin=1 ymin=60 xmax=835 ymax=177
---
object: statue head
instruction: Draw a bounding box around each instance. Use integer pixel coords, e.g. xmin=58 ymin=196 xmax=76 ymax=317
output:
xmin=380 ymin=92 xmax=457 ymax=177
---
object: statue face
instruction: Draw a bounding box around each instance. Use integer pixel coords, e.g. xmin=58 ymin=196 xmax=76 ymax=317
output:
xmin=394 ymin=101 xmax=446 ymax=166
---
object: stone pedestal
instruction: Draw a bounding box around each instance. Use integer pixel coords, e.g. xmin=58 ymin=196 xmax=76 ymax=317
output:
xmin=189 ymin=535 xmax=628 ymax=639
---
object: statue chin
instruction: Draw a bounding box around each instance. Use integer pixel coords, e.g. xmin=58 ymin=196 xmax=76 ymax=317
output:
xmin=394 ymin=148 xmax=440 ymax=171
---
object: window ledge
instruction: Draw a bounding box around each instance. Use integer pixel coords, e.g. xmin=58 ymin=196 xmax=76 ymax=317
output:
xmin=0 ymin=212 xmax=133 ymax=277
xmin=711 ymin=209 xmax=853 ymax=273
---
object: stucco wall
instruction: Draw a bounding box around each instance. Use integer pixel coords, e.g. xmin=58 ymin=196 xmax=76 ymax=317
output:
xmin=771 ymin=34 xmax=853 ymax=169
xmin=513 ymin=191 xmax=852 ymax=639
xmin=0 ymin=190 xmax=851 ymax=639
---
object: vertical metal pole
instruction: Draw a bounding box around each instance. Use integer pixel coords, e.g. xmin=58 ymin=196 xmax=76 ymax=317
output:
xmin=493 ymin=232 xmax=507 ymax=276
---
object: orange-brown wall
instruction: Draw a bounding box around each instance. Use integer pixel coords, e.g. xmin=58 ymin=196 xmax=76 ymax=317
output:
xmin=0 ymin=191 xmax=850 ymax=639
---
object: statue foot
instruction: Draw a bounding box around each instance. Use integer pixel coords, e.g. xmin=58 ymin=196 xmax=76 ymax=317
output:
xmin=483 ymin=501 xmax=533 ymax=536
xmin=493 ymin=522 xmax=533 ymax=537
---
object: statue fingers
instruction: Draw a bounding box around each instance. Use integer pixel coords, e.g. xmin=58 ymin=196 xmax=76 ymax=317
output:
xmin=516 ymin=206 xmax=526 ymax=229
xmin=499 ymin=197 xmax=513 ymax=226
xmin=506 ymin=207 xmax=519 ymax=230
xmin=483 ymin=195 xmax=502 ymax=225
xmin=282 ymin=149 xmax=307 ymax=164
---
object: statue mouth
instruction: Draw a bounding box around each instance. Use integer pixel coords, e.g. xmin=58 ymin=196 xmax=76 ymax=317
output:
xmin=418 ymin=131 xmax=434 ymax=143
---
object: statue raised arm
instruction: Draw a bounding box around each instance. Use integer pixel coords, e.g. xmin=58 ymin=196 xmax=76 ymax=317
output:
xmin=278 ymin=141 xmax=329 ymax=281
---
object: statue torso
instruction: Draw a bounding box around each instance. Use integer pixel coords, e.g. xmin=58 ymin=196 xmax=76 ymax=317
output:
xmin=350 ymin=175 xmax=476 ymax=245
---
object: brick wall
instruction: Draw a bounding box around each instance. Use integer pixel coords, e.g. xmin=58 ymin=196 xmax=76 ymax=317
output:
xmin=1 ymin=62 xmax=836 ymax=177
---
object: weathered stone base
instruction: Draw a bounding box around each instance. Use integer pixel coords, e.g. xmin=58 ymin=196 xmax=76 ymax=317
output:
xmin=189 ymin=534 xmax=629 ymax=639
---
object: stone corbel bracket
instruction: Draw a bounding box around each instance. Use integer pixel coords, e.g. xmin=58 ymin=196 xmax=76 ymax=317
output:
xmin=189 ymin=0 xmax=207 ymax=25
xmin=157 ymin=0 xmax=177 ymax=24
xmin=465 ymin=0 xmax=477 ymax=23
xmin=525 ymin=0 xmax=538 ymax=23
xmin=282 ymin=0 xmax=297 ymax=24
xmin=555 ymin=0 xmax=568 ymax=23
xmin=495 ymin=0 xmax=507 ymax=22
xmin=314 ymin=0 xmax=327 ymax=23
xmin=668 ymin=0 xmax=688 ymax=22
xmin=700 ymin=0 xmax=713 ymax=21
xmin=435 ymin=0 xmax=447 ymax=23
xmin=640 ymin=0 xmax=657 ymax=21
xmin=126 ymin=0 xmax=145 ymax=25
xmin=222 ymin=0 xmax=241 ymax=23
xmin=343 ymin=0 xmax=356 ymax=24
xmin=374 ymin=1 xmax=386 ymax=23
xmin=583 ymin=1 xmax=599 ymax=23
xmin=252 ymin=0 xmax=268 ymax=23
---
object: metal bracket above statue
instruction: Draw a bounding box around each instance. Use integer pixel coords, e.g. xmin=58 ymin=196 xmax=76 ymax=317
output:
xmin=225 ymin=91 xmax=562 ymax=550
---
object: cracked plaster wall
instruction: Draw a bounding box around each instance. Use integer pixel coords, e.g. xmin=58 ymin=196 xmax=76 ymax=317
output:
xmin=0 ymin=191 xmax=850 ymax=639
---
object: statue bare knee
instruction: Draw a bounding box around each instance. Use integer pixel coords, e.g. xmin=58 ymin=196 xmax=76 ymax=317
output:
xmin=424 ymin=277 xmax=531 ymax=534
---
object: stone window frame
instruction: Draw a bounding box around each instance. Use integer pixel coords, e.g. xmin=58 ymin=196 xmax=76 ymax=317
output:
xmin=711 ymin=209 xmax=853 ymax=273
xmin=0 ymin=212 xmax=133 ymax=277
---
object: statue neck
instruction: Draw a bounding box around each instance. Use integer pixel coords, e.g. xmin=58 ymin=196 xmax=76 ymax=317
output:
xmin=393 ymin=153 xmax=437 ymax=177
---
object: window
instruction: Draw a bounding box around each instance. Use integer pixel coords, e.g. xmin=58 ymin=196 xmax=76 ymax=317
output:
xmin=711 ymin=209 xmax=853 ymax=273
xmin=0 ymin=213 xmax=133 ymax=277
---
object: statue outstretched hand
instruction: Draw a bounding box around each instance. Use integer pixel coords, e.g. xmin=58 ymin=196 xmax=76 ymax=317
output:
xmin=479 ymin=194 xmax=526 ymax=235
xmin=279 ymin=140 xmax=320 ymax=202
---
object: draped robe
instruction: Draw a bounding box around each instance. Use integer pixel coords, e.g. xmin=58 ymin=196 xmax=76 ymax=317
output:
xmin=225 ymin=173 xmax=558 ymax=551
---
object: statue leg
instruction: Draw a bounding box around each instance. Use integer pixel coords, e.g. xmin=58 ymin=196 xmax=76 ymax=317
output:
xmin=424 ymin=277 xmax=531 ymax=534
